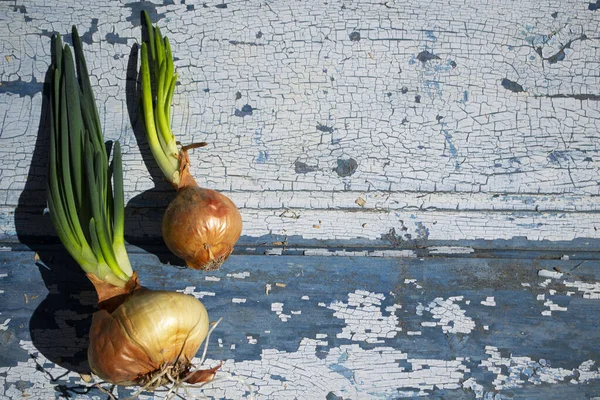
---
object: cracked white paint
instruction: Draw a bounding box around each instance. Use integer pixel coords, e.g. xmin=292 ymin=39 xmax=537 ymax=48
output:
xmin=563 ymin=280 xmax=600 ymax=300
xmin=480 ymin=296 xmax=496 ymax=306
xmin=303 ymin=249 xmax=417 ymax=258
xmin=227 ymin=271 xmax=251 ymax=279
xmin=480 ymin=346 xmax=600 ymax=392
xmin=535 ymin=269 xmax=600 ymax=301
xmin=538 ymin=269 xmax=563 ymax=279
xmin=462 ymin=377 xmax=486 ymax=398
xmin=246 ymin=335 xmax=258 ymax=345
xmin=199 ymin=339 xmax=470 ymax=398
xmin=0 ymin=272 xmax=6 ymax=294
xmin=420 ymin=296 xmax=476 ymax=334
xmin=271 ymin=302 xmax=291 ymax=322
xmin=324 ymin=290 xmax=402 ymax=343
xmin=1 ymin=0 xmax=600 ymax=246
xmin=264 ymin=248 xmax=283 ymax=256
xmin=428 ymin=246 xmax=474 ymax=255
xmin=539 ymin=279 xmax=552 ymax=288
xmin=178 ymin=286 xmax=216 ymax=299
xmin=404 ymin=278 xmax=423 ymax=289
xmin=2 ymin=338 xmax=598 ymax=399
xmin=0 ymin=317 xmax=10 ymax=331
xmin=0 ymin=341 xmax=86 ymax=399
xmin=544 ymin=299 xmax=568 ymax=312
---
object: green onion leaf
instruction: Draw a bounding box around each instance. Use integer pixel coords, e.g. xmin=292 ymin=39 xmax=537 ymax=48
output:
xmin=48 ymin=29 xmax=132 ymax=287
xmin=140 ymin=10 xmax=181 ymax=185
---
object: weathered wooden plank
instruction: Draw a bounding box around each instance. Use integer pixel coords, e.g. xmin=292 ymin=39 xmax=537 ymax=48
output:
xmin=1 ymin=0 xmax=600 ymax=245
xmin=0 ymin=248 xmax=599 ymax=398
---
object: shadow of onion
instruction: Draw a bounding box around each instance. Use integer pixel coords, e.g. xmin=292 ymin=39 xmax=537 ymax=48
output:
xmin=14 ymin=63 xmax=95 ymax=375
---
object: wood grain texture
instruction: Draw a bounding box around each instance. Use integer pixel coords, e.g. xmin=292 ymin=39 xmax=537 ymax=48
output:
xmin=1 ymin=248 xmax=600 ymax=398
xmin=0 ymin=0 xmax=599 ymax=246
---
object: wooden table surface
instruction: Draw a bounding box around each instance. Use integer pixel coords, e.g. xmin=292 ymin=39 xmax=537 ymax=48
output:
xmin=1 ymin=0 xmax=599 ymax=398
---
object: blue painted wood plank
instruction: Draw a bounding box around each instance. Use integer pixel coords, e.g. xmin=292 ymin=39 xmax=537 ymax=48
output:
xmin=1 ymin=247 xmax=599 ymax=398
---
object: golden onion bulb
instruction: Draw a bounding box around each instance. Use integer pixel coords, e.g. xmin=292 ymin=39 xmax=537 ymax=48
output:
xmin=162 ymin=185 xmax=243 ymax=271
xmin=88 ymin=290 xmax=209 ymax=385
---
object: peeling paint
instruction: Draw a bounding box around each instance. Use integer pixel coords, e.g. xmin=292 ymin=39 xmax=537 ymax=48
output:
xmin=303 ymin=249 xmax=417 ymax=258
xmin=538 ymin=269 xmax=563 ymax=279
xmin=271 ymin=302 xmax=292 ymax=322
xmin=227 ymin=271 xmax=250 ymax=279
xmin=178 ymin=286 xmax=216 ymax=298
xmin=420 ymin=296 xmax=476 ymax=334
xmin=480 ymin=346 xmax=599 ymax=391
xmin=428 ymin=246 xmax=474 ymax=255
xmin=563 ymin=280 xmax=600 ymax=299
xmin=481 ymin=296 xmax=496 ymax=306
xmin=0 ymin=318 xmax=10 ymax=331
xmin=199 ymin=339 xmax=471 ymax=398
xmin=324 ymin=290 xmax=402 ymax=343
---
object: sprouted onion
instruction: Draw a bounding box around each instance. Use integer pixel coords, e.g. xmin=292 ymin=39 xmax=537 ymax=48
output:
xmin=48 ymin=27 xmax=220 ymax=390
xmin=139 ymin=11 xmax=243 ymax=271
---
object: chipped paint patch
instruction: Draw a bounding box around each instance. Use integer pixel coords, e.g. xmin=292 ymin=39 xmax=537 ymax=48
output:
xmin=246 ymin=335 xmax=258 ymax=345
xmin=428 ymin=246 xmax=474 ymax=255
xmin=0 ymin=272 xmax=7 ymax=292
xmin=462 ymin=377 xmax=485 ymax=398
xmin=563 ymin=280 xmax=600 ymax=299
xmin=420 ymin=296 xmax=476 ymax=334
xmin=538 ymin=269 xmax=563 ymax=279
xmin=324 ymin=290 xmax=402 ymax=343
xmin=535 ymin=270 xmax=600 ymax=300
xmin=178 ymin=286 xmax=216 ymax=298
xmin=480 ymin=346 xmax=599 ymax=391
xmin=303 ymin=249 xmax=417 ymax=258
xmin=481 ymin=296 xmax=496 ymax=306
xmin=0 ymin=341 xmax=90 ymax=398
xmin=265 ymin=248 xmax=283 ymax=255
xmin=205 ymin=276 xmax=221 ymax=282
xmin=271 ymin=302 xmax=292 ymax=322
xmin=4 ymin=337 xmax=598 ymax=399
xmin=197 ymin=339 xmax=470 ymax=398
xmin=227 ymin=271 xmax=251 ymax=279
xmin=232 ymin=298 xmax=247 ymax=304
xmin=404 ymin=278 xmax=423 ymax=289
xmin=0 ymin=317 xmax=10 ymax=331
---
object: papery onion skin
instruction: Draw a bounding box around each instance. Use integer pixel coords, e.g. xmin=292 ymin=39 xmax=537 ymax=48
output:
xmin=88 ymin=290 xmax=209 ymax=385
xmin=162 ymin=185 xmax=243 ymax=271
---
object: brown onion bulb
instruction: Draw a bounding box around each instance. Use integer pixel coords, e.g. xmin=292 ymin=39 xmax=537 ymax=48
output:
xmin=88 ymin=289 xmax=209 ymax=386
xmin=162 ymin=185 xmax=243 ymax=271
